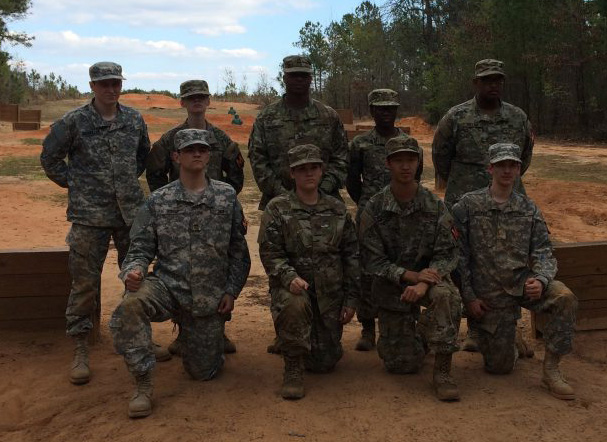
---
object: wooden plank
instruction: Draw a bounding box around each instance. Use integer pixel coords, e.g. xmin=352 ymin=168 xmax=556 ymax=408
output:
xmin=356 ymin=123 xmax=375 ymax=131
xmin=0 ymin=296 xmax=67 ymax=321
xmin=19 ymin=109 xmax=42 ymax=123
xmin=0 ymin=248 xmax=69 ymax=275
xmin=0 ymin=103 xmax=19 ymax=122
xmin=0 ymin=273 xmax=70 ymax=298
xmin=335 ymin=108 xmax=354 ymax=125
xmin=13 ymin=122 xmax=41 ymax=131
xmin=553 ymin=242 xmax=607 ymax=276
xmin=578 ymin=299 xmax=607 ymax=310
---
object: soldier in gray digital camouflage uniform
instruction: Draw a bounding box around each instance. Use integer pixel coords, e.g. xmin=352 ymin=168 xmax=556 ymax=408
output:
xmin=249 ymin=54 xmax=349 ymax=354
xmin=258 ymin=144 xmax=359 ymax=400
xmin=110 ymin=128 xmax=251 ymax=418
xmin=346 ymin=88 xmax=411 ymax=352
xmin=432 ymin=59 xmax=535 ymax=353
xmin=40 ymin=61 xmax=150 ymax=386
xmin=452 ymin=143 xmax=577 ymax=400
xmin=145 ymin=79 xmax=245 ymax=355
xmin=359 ymin=136 xmax=462 ymax=401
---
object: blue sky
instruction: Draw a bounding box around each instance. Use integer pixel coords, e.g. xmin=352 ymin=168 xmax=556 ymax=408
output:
xmin=8 ymin=0 xmax=367 ymax=95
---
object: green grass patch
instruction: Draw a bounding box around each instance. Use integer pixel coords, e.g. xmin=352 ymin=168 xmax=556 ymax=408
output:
xmin=31 ymin=192 xmax=67 ymax=206
xmin=529 ymin=154 xmax=607 ymax=184
xmin=21 ymin=138 xmax=43 ymax=145
xmin=0 ymin=156 xmax=47 ymax=180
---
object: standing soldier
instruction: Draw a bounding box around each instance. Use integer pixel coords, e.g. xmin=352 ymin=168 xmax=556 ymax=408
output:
xmin=432 ymin=59 xmax=534 ymax=353
xmin=359 ymin=136 xmax=462 ymax=401
xmin=346 ymin=88 xmax=410 ymax=352
xmin=258 ymin=144 xmax=359 ymax=399
xmin=111 ymin=129 xmax=251 ymax=418
xmin=40 ymin=62 xmax=150 ymax=385
xmin=145 ymin=79 xmax=245 ymax=355
xmin=249 ymin=54 xmax=349 ymax=353
xmin=452 ymin=143 xmax=577 ymax=400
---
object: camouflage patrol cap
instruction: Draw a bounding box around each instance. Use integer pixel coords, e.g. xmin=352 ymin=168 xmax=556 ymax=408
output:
xmin=368 ymin=89 xmax=400 ymax=107
xmin=89 ymin=62 xmax=125 ymax=82
xmin=385 ymin=135 xmax=421 ymax=158
xmin=175 ymin=129 xmax=212 ymax=151
xmin=180 ymin=80 xmax=210 ymax=98
xmin=283 ymin=55 xmax=313 ymax=74
xmin=488 ymin=143 xmax=522 ymax=164
xmin=288 ymin=144 xmax=323 ymax=168
xmin=474 ymin=59 xmax=506 ymax=78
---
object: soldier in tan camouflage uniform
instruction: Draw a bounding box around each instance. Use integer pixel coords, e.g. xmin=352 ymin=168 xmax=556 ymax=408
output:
xmin=258 ymin=144 xmax=359 ymax=400
xmin=432 ymin=59 xmax=535 ymax=353
xmin=110 ymin=129 xmax=251 ymax=418
xmin=359 ymin=136 xmax=462 ymax=401
xmin=249 ymin=54 xmax=349 ymax=354
xmin=145 ymin=79 xmax=245 ymax=355
xmin=40 ymin=62 xmax=150 ymax=386
xmin=452 ymin=143 xmax=577 ymax=400
xmin=346 ymin=88 xmax=411 ymax=352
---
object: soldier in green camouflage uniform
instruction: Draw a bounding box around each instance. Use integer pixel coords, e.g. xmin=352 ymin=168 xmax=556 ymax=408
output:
xmin=359 ymin=136 xmax=462 ymax=401
xmin=346 ymin=88 xmax=411 ymax=352
xmin=452 ymin=143 xmax=577 ymax=400
xmin=40 ymin=62 xmax=150 ymax=386
xmin=258 ymin=144 xmax=359 ymax=400
xmin=145 ymin=79 xmax=244 ymax=355
xmin=110 ymin=129 xmax=251 ymax=418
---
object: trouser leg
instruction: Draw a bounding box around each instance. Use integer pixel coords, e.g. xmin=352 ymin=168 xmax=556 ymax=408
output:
xmin=271 ymin=287 xmax=313 ymax=358
xmin=306 ymin=299 xmax=343 ymax=373
xmin=377 ymin=308 xmax=425 ymax=374
xmin=476 ymin=318 xmax=517 ymax=375
xmin=181 ymin=313 xmax=226 ymax=380
xmin=417 ymin=281 xmax=461 ymax=355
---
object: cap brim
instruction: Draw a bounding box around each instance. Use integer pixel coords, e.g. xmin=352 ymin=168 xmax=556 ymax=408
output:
xmin=177 ymin=140 xmax=211 ymax=151
xmin=371 ymin=101 xmax=400 ymax=106
xmin=91 ymin=74 xmax=125 ymax=81
xmin=289 ymin=159 xmax=323 ymax=168
xmin=387 ymin=148 xmax=420 ymax=157
xmin=284 ymin=67 xmax=313 ymax=74
xmin=490 ymin=155 xmax=521 ymax=164
xmin=475 ymin=70 xmax=506 ymax=78
xmin=180 ymin=91 xmax=210 ymax=98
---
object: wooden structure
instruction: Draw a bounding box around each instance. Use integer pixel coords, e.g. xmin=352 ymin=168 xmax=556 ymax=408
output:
xmin=335 ymin=108 xmax=354 ymax=125
xmin=0 ymin=103 xmax=19 ymax=123
xmin=532 ymin=241 xmax=607 ymax=336
xmin=0 ymin=103 xmax=42 ymax=130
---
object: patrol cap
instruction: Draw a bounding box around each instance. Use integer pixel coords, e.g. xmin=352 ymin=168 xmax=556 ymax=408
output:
xmin=385 ymin=135 xmax=421 ymax=158
xmin=368 ymin=89 xmax=400 ymax=107
xmin=288 ymin=144 xmax=323 ymax=168
xmin=474 ymin=59 xmax=506 ymax=78
xmin=488 ymin=143 xmax=522 ymax=164
xmin=180 ymin=80 xmax=210 ymax=98
xmin=174 ymin=129 xmax=211 ymax=151
xmin=283 ymin=55 xmax=313 ymax=74
xmin=89 ymin=62 xmax=125 ymax=82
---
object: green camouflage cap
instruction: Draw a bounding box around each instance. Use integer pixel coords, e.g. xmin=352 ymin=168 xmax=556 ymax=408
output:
xmin=174 ymin=129 xmax=211 ymax=151
xmin=488 ymin=143 xmax=522 ymax=164
xmin=180 ymin=80 xmax=210 ymax=98
xmin=368 ymin=88 xmax=400 ymax=106
xmin=385 ymin=135 xmax=421 ymax=158
xmin=283 ymin=55 xmax=313 ymax=74
xmin=288 ymin=144 xmax=323 ymax=168
xmin=474 ymin=59 xmax=506 ymax=78
xmin=89 ymin=62 xmax=125 ymax=81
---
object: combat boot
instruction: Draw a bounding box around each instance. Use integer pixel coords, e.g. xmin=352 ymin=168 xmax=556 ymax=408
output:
xmin=69 ymin=333 xmax=90 ymax=385
xmin=355 ymin=319 xmax=376 ymax=351
xmin=223 ymin=333 xmax=237 ymax=354
xmin=515 ymin=326 xmax=534 ymax=358
xmin=433 ymin=353 xmax=460 ymax=402
xmin=541 ymin=350 xmax=575 ymax=400
xmin=281 ymin=355 xmax=304 ymax=400
xmin=129 ymin=371 xmax=154 ymax=418
xmin=462 ymin=321 xmax=479 ymax=352
xmin=153 ymin=342 xmax=172 ymax=362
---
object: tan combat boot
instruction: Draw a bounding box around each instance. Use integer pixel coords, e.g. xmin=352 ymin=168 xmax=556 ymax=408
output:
xmin=515 ymin=326 xmax=534 ymax=358
xmin=462 ymin=321 xmax=479 ymax=352
xmin=281 ymin=355 xmax=305 ymax=400
xmin=129 ymin=372 xmax=154 ymax=418
xmin=69 ymin=334 xmax=90 ymax=385
xmin=433 ymin=353 xmax=460 ymax=401
xmin=355 ymin=320 xmax=376 ymax=351
xmin=542 ymin=350 xmax=575 ymax=400
xmin=223 ymin=333 xmax=237 ymax=354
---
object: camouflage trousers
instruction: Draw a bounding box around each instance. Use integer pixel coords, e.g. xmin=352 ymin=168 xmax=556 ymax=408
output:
xmin=378 ymin=282 xmax=461 ymax=374
xmin=270 ymin=287 xmax=343 ymax=373
xmin=472 ymin=280 xmax=577 ymax=375
xmin=65 ymin=223 xmax=130 ymax=336
xmin=356 ymin=273 xmax=378 ymax=322
xmin=110 ymin=276 xmax=225 ymax=379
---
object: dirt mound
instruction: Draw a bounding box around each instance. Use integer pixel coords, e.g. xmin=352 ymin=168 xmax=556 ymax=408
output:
xmin=207 ymin=114 xmax=254 ymax=145
xmin=398 ymin=116 xmax=434 ymax=138
xmin=141 ymin=114 xmax=180 ymax=125
xmin=120 ymin=94 xmax=181 ymax=109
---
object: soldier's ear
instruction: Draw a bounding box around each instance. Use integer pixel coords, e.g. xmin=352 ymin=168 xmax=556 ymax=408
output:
xmin=171 ymin=151 xmax=180 ymax=163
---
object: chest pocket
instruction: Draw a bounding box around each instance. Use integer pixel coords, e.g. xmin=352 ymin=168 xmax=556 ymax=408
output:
xmin=498 ymin=212 xmax=533 ymax=265
xmin=310 ymin=212 xmax=343 ymax=253
xmin=156 ymin=208 xmax=190 ymax=256
xmin=469 ymin=212 xmax=496 ymax=249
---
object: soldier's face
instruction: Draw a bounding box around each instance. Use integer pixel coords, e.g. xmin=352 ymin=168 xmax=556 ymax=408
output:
xmin=90 ymin=79 xmax=122 ymax=106
xmin=489 ymin=160 xmax=521 ymax=187
xmin=173 ymin=144 xmax=210 ymax=172
xmin=290 ymin=163 xmax=323 ymax=191
xmin=474 ymin=75 xmax=505 ymax=101
xmin=181 ymin=94 xmax=210 ymax=115
xmin=370 ymin=105 xmax=398 ymax=127
xmin=283 ymin=72 xmax=312 ymax=95
xmin=386 ymin=152 xmax=419 ymax=184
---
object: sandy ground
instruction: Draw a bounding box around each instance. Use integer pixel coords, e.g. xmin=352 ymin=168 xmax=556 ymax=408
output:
xmin=1 ymin=96 xmax=606 ymax=441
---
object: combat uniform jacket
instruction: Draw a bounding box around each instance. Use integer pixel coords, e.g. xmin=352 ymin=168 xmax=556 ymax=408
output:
xmin=248 ymin=96 xmax=348 ymax=209
xmin=145 ymin=119 xmax=244 ymax=193
xmin=359 ymin=185 xmax=458 ymax=312
xmin=120 ymin=179 xmax=251 ymax=317
xmin=432 ymin=97 xmax=533 ymax=209
xmin=258 ymin=191 xmax=360 ymax=314
xmin=40 ymin=100 xmax=150 ymax=226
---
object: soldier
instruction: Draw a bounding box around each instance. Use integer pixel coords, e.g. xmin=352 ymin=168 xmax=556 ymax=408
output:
xmin=359 ymin=136 xmax=461 ymax=401
xmin=346 ymin=88 xmax=411 ymax=352
xmin=432 ymin=58 xmax=534 ymax=353
xmin=110 ymin=129 xmax=251 ymax=418
xmin=40 ymin=61 xmax=150 ymax=385
xmin=258 ymin=144 xmax=359 ymax=400
xmin=249 ymin=54 xmax=349 ymax=354
xmin=145 ymin=79 xmax=244 ymax=355
xmin=452 ymin=143 xmax=577 ymax=400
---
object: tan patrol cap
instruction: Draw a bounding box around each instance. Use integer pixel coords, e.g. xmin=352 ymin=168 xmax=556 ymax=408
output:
xmin=283 ymin=55 xmax=313 ymax=74
xmin=474 ymin=59 xmax=506 ymax=78
xmin=385 ymin=136 xmax=421 ymax=158
xmin=89 ymin=62 xmax=125 ymax=81
xmin=368 ymin=89 xmax=400 ymax=106
xmin=288 ymin=144 xmax=323 ymax=168
xmin=180 ymin=80 xmax=210 ymax=98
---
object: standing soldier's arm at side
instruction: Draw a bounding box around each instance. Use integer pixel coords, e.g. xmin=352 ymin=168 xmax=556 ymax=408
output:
xmin=40 ymin=119 xmax=72 ymax=188
xmin=346 ymin=138 xmax=363 ymax=204
xmin=319 ymin=115 xmax=348 ymax=195
xmin=217 ymin=129 xmax=244 ymax=194
xmin=432 ymin=113 xmax=456 ymax=183
xmin=248 ymin=119 xmax=287 ymax=198
xmin=136 ymin=117 xmax=151 ymax=177
xmin=520 ymin=117 xmax=534 ymax=176
xmin=145 ymin=133 xmax=172 ymax=192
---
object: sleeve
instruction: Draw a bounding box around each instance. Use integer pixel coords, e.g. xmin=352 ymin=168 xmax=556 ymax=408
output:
xmin=451 ymin=199 xmax=477 ymax=303
xmin=345 ymin=138 xmax=362 ymax=203
xmin=341 ymin=212 xmax=361 ymax=309
xmin=428 ymin=202 xmax=459 ymax=277
xmin=119 ymin=201 xmax=157 ymax=281
xmin=319 ymin=115 xmax=348 ymax=195
xmin=145 ymin=133 xmax=172 ymax=192
xmin=248 ymin=117 xmax=286 ymax=197
xmin=40 ymin=119 xmax=71 ymax=188
xmin=520 ymin=116 xmax=534 ymax=176
xmin=221 ymin=136 xmax=245 ymax=194
xmin=529 ymin=206 xmax=557 ymax=288
xmin=432 ymin=113 xmax=456 ymax=182
xmin=136 ymin=117 xmax=150 ymax=177
xmin=224 ymin=198 xmax=251 ymax=297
